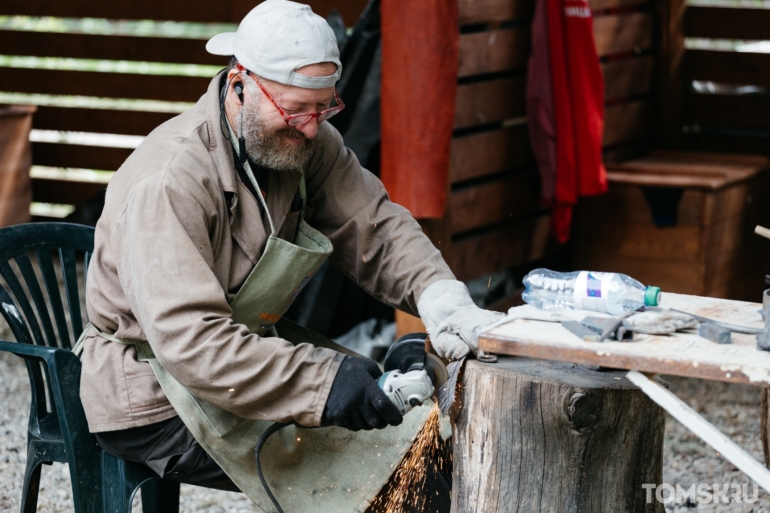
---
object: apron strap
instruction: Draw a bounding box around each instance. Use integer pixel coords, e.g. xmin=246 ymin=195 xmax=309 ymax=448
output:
xmin=72 ymin=322 xmax=156 ymax=361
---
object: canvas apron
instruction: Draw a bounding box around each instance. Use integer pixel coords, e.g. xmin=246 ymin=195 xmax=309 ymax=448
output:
xmin=75 ymin=140 xmax=431 ymax=512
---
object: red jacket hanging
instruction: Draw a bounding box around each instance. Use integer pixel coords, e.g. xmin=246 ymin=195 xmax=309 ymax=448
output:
xmin=527 ymin=0 xmax=608 ymax=243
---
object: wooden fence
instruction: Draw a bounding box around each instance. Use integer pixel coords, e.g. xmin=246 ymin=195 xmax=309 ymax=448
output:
xmin=658 ymin=0 xmax=770 ymax=155
xmin=14 ymin=0 xmax=770 ymax=307
xmin=418 ymin=0 xmax=654 ymax=308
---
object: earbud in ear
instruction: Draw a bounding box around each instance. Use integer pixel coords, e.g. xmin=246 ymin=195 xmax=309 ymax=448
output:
xmin=234 ymin=82 xmax=244 ymax=103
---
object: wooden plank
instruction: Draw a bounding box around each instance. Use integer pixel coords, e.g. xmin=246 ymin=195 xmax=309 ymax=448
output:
xmin=705 ymin=247 xmax=766 ymax=295
xmin=458 ymin=0 xmax=533 ymax=24
xmin=451 ymin=170 xmax=541 ymax=233
xmin=685 ymin=93 xmax=770 ymax=132
xmin=34 ymin=107 xmax=176 ymax=136
xmin=685 ymin=6 xmax=770 ymax=41
xmin=395 ymin=310 xmax=425 ymax=338
xmin=578 ymin=185 xmax=704 ymax=227
xmin=656 ymin=0 xmax=686 ymax=148
xmin=580 ymin=221 xmax=702 ymax=261
xmin=457 ymin=0 xmax=648 ymax=22
xmin=578 ymin=255 xmax=705 ymax=294
xmin=682 ymin=133 xmax=770 ymax=157
xmin=703 ymin=173 xmax=770 ymax=226
xmin=451 ymin=214 xmax=551 ymax=281
xmin=233 ymin=0 xmax=368 ymax=25
xmin=684 ymin=50 xmax=770 ymax=87
xmin=593 ymin=12 xmax=653 ymax=57
xmin=603 ymin=100 xmax=651 ymax=147
xmin=602 ymin=57 xmax=653 ymax=101
xmin=0 ymin=68 xmax=211 ymax=103
xmin=706 ymin=262 xmax=768 ymax=302
xmin=454 ymin=78 xmax=526 ymax=129
xmin=32 ymin=143 xmax=133 ymax=171
xmin=0 ymin=30 xmax=226 ymax=66
xmin=2 ymin=0 xmax=367 ymax=24
xmin=31 ymin=178 xmax=106 ymax=206
xmin=588 ymin=0 xmax=650 ymax=10
xmin=605 ymin=150 xmax=768 ymax=190
xmin=458 ymin=28 xmax=530 ymax=78
xmin=627 ymin=370 xmax=770 ymax=494
xmin=602 ymin=140 xmax=650 ymax=163
xmin=581 ymin=211 xmax=755 ymax=268
xmin=479 ymin=293 xmax=770 ymax=386
xmin=450 ymin=125 xmax=533 ymax=183
xmin=2 ymin=0 xmax=230 ymax=22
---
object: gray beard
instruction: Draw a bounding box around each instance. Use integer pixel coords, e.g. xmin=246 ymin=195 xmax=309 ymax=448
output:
xmin=238 ymin=101 xmax=316 ymax=172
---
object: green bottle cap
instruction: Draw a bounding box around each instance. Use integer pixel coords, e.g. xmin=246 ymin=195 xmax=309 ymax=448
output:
xmin=644 ymin=286 xmax=661 ymax=307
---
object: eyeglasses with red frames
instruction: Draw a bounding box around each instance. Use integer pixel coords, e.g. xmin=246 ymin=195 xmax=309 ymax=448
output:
xmin=236 ymin=64 xmax=345 ymax=127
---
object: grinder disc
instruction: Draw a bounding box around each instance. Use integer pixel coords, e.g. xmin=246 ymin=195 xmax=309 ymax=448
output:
xmin=425 ymin=352 xmax=449 ymax=389
xmin=383 ymin=332 xmax=448 ymax=389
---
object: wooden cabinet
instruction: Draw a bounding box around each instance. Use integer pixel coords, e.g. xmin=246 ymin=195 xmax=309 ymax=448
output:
xmin=0 ymin=105 xmax=35 ymax=227
xmin=576 ymin=150 xmax=770 ymax=301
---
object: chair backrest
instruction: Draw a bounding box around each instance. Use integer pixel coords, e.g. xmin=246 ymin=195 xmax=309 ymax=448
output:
xmin=0 ymin=222 xmax=94 ymax=349
xmin=0 ymin=222 xmax=94 ymax=427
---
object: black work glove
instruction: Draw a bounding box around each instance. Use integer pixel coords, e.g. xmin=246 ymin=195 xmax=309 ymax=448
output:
xmin=321 ymin=356 xmax=403 ymax=431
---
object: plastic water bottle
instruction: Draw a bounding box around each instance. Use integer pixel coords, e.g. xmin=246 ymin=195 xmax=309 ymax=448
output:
xmin=522 ymin=268 xmax=661 ymax=315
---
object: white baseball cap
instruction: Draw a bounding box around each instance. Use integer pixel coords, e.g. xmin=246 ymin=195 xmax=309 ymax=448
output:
xmin=206 ymin=0 xmax=342 ymax=89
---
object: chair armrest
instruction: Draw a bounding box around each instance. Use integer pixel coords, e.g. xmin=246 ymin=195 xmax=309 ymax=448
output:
xmin=0 ymin=339 xmax=63 ymax=362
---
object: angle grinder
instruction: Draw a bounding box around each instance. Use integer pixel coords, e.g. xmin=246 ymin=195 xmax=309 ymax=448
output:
xmin=378 ymin=332 xmax=449 ymax=415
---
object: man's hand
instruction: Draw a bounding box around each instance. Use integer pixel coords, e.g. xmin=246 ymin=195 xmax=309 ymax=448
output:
xmin=321 ymin=356 xmax=403 ymax=431
xmin=418 ymin=279 xmax=505 ymax=360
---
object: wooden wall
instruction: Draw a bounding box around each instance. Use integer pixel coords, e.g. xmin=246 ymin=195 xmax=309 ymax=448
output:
xmin=658 ymin=1 xmax=770 ymax=156
xmin=1 ymin=0 xmax=655 ymax=303
xmin=418 ymin=0 xmax=655 ymax=309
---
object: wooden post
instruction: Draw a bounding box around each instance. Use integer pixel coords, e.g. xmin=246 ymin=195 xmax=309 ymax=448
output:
xmin=452 ymin=358 xmax=665 ymax=512
xmin=655 ymin=0 xmax=686 ymax=149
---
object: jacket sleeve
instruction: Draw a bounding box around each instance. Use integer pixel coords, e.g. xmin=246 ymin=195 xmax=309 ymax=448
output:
xmin=112 ymin=173 xmax=343 ymax=427
xmin=305 ymin=123 xmax=455 ymax=315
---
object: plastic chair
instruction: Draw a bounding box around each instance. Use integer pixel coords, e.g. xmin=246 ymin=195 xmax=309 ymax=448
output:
xmin=0 ymin=222 xmax=180 ymax=513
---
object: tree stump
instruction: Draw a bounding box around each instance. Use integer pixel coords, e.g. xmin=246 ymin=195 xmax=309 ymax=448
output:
xmin=452 ymin=357 xmax=665 ymax=513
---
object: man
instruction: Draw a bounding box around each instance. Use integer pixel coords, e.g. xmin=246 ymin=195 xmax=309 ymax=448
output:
xmin=79 ymin=0 xmax=502 ymax=505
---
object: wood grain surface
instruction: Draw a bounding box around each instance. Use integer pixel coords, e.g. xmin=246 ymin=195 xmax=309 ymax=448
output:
xmin=685 ymin=6 xmax=770 ymax=40
xmin=450 ymin=126 xmax=533 ymax=183
xmin=452 ymin=358 xmax=664 ymax=512
xmin=479 ymin=293 xmax=770 ymax=386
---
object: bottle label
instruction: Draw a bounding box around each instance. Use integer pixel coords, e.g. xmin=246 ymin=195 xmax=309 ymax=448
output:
xmin=573 ymin=271 xmax=614 ymax=313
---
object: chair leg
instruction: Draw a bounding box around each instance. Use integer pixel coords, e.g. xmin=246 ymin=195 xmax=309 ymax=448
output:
xmin=20 ymin=448 xmax=50 ymax=513
xmin=141 ymin=479 xmax=180 ymax=513
xmin=100 ymin=452 xmax=134 ymax=513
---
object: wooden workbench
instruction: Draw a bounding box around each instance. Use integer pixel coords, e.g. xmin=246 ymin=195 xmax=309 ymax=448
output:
xmin=477 ymin=292 xmax=770 ymax=495
xmin=479 ymin=292 xmax=770 ymax=386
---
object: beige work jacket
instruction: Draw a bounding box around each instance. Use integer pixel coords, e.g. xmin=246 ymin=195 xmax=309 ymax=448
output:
xmin=80 ymin=73 xmax=454 ymax=433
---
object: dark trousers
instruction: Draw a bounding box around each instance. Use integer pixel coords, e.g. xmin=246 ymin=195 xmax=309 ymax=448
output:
xmin=95 ymin=416 xmax=240 ymax=492
xmin=95 ymin=416 xmax=451 ymax=512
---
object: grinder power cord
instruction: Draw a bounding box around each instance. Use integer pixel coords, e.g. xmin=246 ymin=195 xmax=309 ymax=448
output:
xmin=255 ymin=333 xmax=448 ymax=512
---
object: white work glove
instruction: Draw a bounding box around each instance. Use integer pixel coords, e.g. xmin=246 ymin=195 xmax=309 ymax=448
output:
xmin=417 ymin=279 xmax=505 ymax=360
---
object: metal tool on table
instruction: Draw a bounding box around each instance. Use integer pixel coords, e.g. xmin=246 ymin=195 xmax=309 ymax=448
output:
xmin=562 ymin=314 xmax=635 ymax=342
xmin=379 ymin=332 xmax=449 ymax=415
